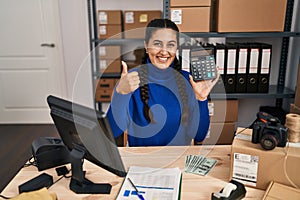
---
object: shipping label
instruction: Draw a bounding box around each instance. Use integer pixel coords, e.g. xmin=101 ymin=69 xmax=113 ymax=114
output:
xmin=232 ymin=153 xmax=258 ymax=186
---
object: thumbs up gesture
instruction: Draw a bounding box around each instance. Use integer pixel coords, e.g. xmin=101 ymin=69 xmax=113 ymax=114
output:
xmin=116 ymin=61 xmax=140 ymax=94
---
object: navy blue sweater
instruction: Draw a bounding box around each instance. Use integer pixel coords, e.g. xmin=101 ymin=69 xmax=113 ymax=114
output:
xmin=107 ymin=62 xmax=209 ymax=146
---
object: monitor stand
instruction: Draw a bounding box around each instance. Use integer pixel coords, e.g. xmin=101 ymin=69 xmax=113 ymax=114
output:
xmin=69 ymin=144 xmax=112 ymax=194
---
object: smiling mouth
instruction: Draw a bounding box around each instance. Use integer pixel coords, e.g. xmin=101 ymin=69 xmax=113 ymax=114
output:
xmin=157 ymin=56 xmax=168 ymax=63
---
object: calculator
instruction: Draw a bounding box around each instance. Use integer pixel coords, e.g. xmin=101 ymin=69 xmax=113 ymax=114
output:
xmin=190 ymin=47 xmax=217 ymax=81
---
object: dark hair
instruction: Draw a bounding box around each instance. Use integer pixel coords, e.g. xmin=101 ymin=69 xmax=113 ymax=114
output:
xmin=140 ymin=18 xmax=188 ymax=124
xmin=144 ymin=18 xmax=179 ymax=44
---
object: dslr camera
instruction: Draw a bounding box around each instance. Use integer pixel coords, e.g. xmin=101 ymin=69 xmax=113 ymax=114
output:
xmin=252 ymin=112 xmax=288 ymax=150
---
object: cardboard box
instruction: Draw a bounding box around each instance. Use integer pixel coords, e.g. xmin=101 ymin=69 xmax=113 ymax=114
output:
xmin=216 ymin=0 xmax=287 ymax=32
xmin=99 ymin=59 xmax=121 ymax=73
xmin=263 ymin=181 xmax=300 ymax=200
xmin=124 ymin=10 xmax=161 ymax=38
xmin=95 ymin=78 xmax=117 ymax=91
xmin=209 ymin=100 xmax=238 ymax=122
xmin=170 ymin=7 xmax=210 ymax=32
xmin=99 ymin=25 xmax=122 ymax=39
xmin=170 ymin=0 xmax=211 ymax=7
xmin=99 ymin=46 xmax=121 ymax=60
xmin=294 ymin=62 xmax=300 ymax=107
xmin=290 ymin=103 xmax=300 ymax=115
xmin=230 ymin=128 xmax=300 ymax=190
xmin=98 ymin=10 xmax=122 ymax=25
xmin=95 ymin=88 xmax=114 ymax=102
xmin=197 ymin=122 xmax=236 ymax=145
xmin=95 ymin=78 xmax=117 ymax=102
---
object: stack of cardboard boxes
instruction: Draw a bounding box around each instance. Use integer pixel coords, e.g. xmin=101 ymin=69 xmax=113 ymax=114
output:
xmin=196 ymin=100 xmax=239 ymax=145
xmin=98 ymin=10 xmax=122 ymax=39
xmin=98 ymin=45 xmax=121 ymax=74
xmin=96 ymin=10 xmax=160 ymax=103
xmin=97 ymin=10 xmax=161 ymax=39
xmin=95 ymin=78 xmax=118 ymax=102
xmin=96 ymin=42 xmax=121 ymax=102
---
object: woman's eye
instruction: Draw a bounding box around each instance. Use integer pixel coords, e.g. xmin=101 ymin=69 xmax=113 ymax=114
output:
xmin=168 ymin=43 xmax=175 ymax=48
xmin=153 ymin=42 xmax=162 ymax=47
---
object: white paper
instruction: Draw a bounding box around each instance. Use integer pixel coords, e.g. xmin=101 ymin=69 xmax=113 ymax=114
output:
xmin=171 ymin=10 xmax=182 ymax=25
xmin=216 ymin=49 xmax=225 ymax=74
xmin=232 ymin=153 xmax=258 ymax=186
xmin=99 ymin=11 xmax=108 ymax=24
xmin=117 ymin=166 xmax=181 ymax=200
xmin=125 ymin=12 xmax=134 ymax=24
xmin=181 ymin=49 xmax=190 ymax=72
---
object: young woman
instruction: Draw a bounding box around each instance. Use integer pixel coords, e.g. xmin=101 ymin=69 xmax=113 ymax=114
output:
xmin=107 ymin=18 xmax=218 ymax=146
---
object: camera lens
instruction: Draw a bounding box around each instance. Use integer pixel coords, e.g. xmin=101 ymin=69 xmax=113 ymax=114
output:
xmin=260 ymin=134 xmax=278 ymax=150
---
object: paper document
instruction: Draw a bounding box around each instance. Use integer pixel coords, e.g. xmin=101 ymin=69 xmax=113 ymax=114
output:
xmin=117 ymin=166 xmax=182 ymax=200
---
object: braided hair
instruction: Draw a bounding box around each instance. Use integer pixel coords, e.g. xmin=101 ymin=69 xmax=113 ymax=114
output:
xmin=140 ymin=18 xmax=189 ymax=124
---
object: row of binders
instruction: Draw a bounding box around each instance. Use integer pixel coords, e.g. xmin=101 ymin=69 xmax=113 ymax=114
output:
xmin=180 ymin=42 xmax=272 ymax=93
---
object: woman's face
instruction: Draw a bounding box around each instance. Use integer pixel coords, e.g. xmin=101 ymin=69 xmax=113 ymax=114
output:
xmin=144 ymin=28 xmax=178 ymax=70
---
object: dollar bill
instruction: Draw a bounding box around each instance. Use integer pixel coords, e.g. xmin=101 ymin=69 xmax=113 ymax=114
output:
xmin=185 ymin=155 xmax=217 ymax=176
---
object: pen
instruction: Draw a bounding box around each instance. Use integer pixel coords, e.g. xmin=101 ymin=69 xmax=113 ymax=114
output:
xmin=127 ymin=177 xmax=145 ymax=200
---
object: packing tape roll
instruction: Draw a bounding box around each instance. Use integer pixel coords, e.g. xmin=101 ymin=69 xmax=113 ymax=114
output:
xmin=285 ymin=113 xmax=300 ymax=143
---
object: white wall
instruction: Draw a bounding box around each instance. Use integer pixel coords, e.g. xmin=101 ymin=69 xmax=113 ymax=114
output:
xmin=58 ymin=0 xmax=93 ymax=108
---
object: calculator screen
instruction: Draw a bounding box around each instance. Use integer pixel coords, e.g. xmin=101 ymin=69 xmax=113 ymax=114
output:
xmin=191 ymin=49 xmax=213 ymax=57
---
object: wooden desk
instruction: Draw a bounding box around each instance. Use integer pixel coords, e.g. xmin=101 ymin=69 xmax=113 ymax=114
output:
xmin=2 ymin=145 xmax=265 ymax=199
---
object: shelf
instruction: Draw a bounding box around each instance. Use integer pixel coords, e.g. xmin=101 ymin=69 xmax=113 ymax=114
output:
xmin=92 ymin=38 xmax=144 ymax=45
xmin=91 ymin=32 xmax=300 ymax=45
xmin=210 ymin=85 xmax=295 ymax=100
xmin=181 ymin=32 xmax=300 ymax=38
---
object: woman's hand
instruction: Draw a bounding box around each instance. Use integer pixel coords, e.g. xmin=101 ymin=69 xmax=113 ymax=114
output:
xmin=189 ymin=71 xmax=220 ymax=101
xmin=116 ymin=61 xmax=140 ymax=94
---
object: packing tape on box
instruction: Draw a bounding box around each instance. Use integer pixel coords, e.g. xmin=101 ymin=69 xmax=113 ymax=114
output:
xmin=285 ymin=113 xmax=300 ymax=143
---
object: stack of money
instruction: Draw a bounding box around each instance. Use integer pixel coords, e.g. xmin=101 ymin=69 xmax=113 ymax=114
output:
xmin=185 ymin=155 xmax=217 ymax=176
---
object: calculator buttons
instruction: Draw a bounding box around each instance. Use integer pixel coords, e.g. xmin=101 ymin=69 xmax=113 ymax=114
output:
xmin=190 ymin=49 xmax=217 ymax=81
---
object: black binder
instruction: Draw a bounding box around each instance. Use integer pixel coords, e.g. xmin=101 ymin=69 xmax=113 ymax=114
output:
xmin=224 ymin=43 xmax=237 ymax=93
xmin=246 ymin=43 xmax=260 ymax=93
xmin=235 ymin=43 xmax=248 ymax=93
xmin=211 ymin=43 xmax=226 ymax=93
xmin=257 ymin=43 xmax=272 ymax=93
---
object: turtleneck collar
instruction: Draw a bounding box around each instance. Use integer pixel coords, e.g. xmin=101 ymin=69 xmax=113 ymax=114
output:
xmin=146 ymin=58 xmax=176 ymax=82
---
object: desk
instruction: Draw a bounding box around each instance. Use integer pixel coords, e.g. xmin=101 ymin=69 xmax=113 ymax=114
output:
xmin=2 ymin=145 xmax=265 ymax=199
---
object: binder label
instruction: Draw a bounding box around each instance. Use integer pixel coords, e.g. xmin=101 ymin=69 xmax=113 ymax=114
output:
xmin=227 ymin=49 xmax=236 ymax=74
xmin=249 ymin=49 xmax=259 ymax=74
xmin=216 ymin=49 xmax=225 ymax=74
xmin=181 ymin=49 xmax=190 ymax=72
xmin=261 ymin=49 xmax=271 ymax=74
xmin=238 ymin=49 xmax=247 ymax=74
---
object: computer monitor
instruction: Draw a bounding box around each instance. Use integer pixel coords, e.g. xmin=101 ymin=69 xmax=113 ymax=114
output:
xmin=47 ymin=95 xmax=126 ymax=194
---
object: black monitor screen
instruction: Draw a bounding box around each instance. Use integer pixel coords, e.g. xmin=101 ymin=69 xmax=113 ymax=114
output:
xmin=47 ymin=95 xmax=126 ymax=178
